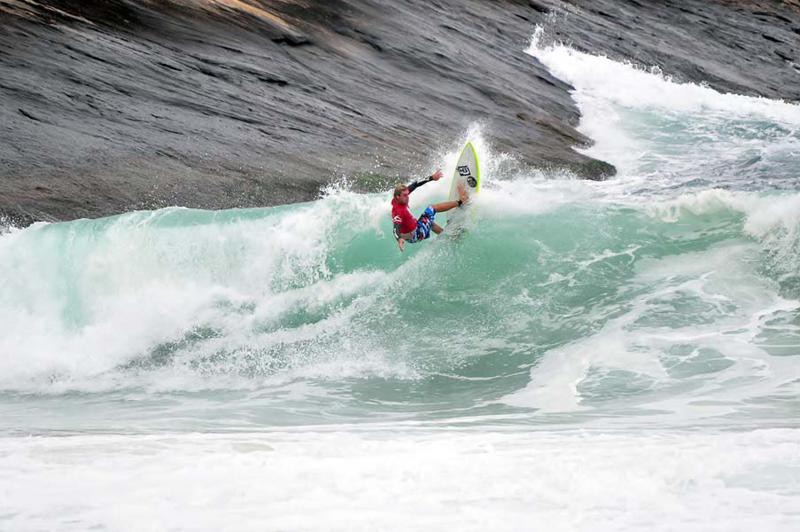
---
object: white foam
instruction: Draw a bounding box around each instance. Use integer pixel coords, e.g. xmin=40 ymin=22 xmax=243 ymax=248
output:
xmin=527 ymin=25 xmax=800 ymax=188
xmin=504 ymin=238 xmax=800 ymax=418
xmin=1 ymin=428 xmax=798 ymax=531
xmin=0 ymin=191 xmax=416 ymax=392
xmin=647 ymin=188 xmax=800 ymax=242
xmin=528 ymin=26 xmax=800 ymax=123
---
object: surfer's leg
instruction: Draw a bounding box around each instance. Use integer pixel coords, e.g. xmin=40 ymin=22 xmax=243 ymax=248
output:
xmin=430 ymin=200 xmax=460 ymax=212
xmin=456 ymin=182 xmax=469 ymax=204
xmin=431 ymin=183 xmax=469 ymax=213
xmin=432 ymin=223 xmax=443 ymax=234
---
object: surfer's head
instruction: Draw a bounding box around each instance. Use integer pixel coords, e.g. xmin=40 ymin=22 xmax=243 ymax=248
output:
xmin=393 ymin=184 xmax=410 ymax=205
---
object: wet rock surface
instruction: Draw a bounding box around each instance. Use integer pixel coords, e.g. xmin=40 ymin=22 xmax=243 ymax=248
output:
xmin=541 ymin=0 xmax=800 ymax=101
xmin=1 ymin=0 xmax=798 ymax=225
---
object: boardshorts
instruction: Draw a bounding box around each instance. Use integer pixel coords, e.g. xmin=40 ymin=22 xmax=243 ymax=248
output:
xmin=413 ymin=206 xmax=436 ymax=242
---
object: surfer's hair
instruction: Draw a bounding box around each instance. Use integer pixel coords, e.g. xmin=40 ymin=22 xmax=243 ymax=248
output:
xmin=393 ymin=184 xmax=408 ymax=197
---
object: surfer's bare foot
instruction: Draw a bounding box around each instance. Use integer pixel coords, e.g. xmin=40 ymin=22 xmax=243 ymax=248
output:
xmin=457 ymin=182 xmax=469 ymax=205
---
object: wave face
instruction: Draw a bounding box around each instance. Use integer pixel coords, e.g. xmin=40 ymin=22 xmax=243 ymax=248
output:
xmin=2 ymin=31 xmax=800 ymax=434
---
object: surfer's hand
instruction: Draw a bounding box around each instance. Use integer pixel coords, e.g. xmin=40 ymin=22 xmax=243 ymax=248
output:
xmin=430 ymin=169 xmax=443 ymax=181
xmin=398 ymin=238 xmax=405 ymax=252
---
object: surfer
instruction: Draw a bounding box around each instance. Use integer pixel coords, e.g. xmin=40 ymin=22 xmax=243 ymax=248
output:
xmin=391 ymin=169 xmax=468 ymax=252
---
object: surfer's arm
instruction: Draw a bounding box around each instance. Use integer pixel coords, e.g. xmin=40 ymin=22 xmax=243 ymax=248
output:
xmin=392 ymin=217 xmax=405 ymax=251
xmin=392 ymin=219 xmax=412 ymax=252
xmin=407 ymin=169 xmax=443 ymax=193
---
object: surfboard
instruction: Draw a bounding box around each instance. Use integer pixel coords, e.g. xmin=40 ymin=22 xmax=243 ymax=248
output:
xmin=447 ymin=141 xmax=480 ymax=226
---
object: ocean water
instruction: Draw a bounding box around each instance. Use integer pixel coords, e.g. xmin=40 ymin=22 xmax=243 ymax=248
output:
xmin=2 ymin=26 xmax=800 ymax=531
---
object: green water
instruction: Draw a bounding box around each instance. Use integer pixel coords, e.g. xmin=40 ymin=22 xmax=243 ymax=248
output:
xmin=1 ymin=186 xmax=797 ymax=433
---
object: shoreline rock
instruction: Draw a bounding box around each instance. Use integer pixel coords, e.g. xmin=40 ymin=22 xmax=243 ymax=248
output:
xmin=1 ymin=0 xmax=797 ymax=226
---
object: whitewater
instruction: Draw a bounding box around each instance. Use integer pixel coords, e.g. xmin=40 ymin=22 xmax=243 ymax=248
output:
xmin=2 ymin=26 xmax=800 ymax=531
